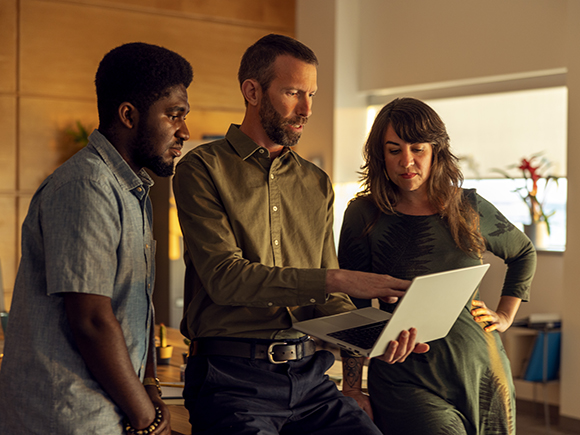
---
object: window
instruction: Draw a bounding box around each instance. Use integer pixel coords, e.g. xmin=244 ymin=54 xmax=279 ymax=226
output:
xmin=334 ymin=87 xmax=567 ymax=251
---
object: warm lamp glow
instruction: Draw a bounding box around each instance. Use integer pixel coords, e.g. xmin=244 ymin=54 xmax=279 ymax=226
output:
xmin=169 ymin=197 xmax=183 ymax=261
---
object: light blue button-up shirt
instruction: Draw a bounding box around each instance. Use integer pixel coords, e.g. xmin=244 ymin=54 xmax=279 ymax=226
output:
xmin=0 ymin=130 xmax=156 ymax=434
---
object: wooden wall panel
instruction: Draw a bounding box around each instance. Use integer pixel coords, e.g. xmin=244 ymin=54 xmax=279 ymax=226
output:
xmin=20 ymin=0 xmax=289 ymax=111
xmin=0 ymin=196 xmax=16 ymax=309
xmin=68 ymin=0 xmax=295 ymax=31
xmin=0 ymin=97 xmax=17 ymax=191
xmin=19 ymin=97 xmax=98 ymax=191
xmin=17 ymin=103 xmax=247 ymax=190
xmin=0 ymin=0 xmax=17 ymax=93
xmin=17 ymin=98 xmax=244 ymax=191
xmin=17 ymin=194 xmax=33 ymax=253
xmin=3 ymin=0 xmax=294 ymax=312
xmin=187 ymin=109 xmax=244 ymax=140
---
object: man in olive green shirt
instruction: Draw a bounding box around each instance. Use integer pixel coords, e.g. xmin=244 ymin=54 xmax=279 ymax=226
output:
xmin=173 ymin=34 xmax=427 ymax=434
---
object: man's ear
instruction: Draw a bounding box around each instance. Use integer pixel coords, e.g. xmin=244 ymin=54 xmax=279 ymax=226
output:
xmin=118 ymin=102 xmax=139 ymax=129
xmin=241 ymin=79 xmax=262 ymax=107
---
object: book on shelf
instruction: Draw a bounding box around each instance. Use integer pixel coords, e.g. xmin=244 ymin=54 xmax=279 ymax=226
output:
xmin=520 ymin=330 xmax=561 ymax=382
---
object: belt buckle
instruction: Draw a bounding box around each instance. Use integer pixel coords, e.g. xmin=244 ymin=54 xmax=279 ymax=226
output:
xmin=267 ymin=341 xmax=289 ymax=364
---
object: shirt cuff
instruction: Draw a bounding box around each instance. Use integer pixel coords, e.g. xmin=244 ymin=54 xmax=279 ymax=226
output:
xmin=297 ymin=268 xmax=328 ymax=305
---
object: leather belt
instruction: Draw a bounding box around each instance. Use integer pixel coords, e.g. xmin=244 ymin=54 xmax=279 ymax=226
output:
xmin=194 ymin=337 xmax=317 ymax=364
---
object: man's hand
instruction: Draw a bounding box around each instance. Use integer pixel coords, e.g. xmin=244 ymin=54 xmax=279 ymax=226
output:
xmin=326 ymin=269 xmax=410 ymax=304
xmin=374 ymin=328 xmax=430 ymax=364
xmin=341 ymin=356 xmax=374 ymax=420
xmin=145 ymin=391 xmax=171 ymax=435
xmin=342 ymin=388 xmax=374 ymax=420
xmin=64 ymin=293 xmax=168 ymax=433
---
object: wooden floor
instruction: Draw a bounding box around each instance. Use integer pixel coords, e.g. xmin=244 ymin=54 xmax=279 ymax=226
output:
xmin=167 ymin=405 xmax=191 ymax=435
xmin=169 ymin=404 xmax=580 ymax=435
xmin=517 ymin=414 xmax=579 ymax=435
xmin=517 ymin=401 xmax=580 ymax=435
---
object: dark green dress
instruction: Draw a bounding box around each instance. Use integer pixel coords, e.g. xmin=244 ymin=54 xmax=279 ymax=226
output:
xmin=338 ymin=190 xmax=536 ymax=435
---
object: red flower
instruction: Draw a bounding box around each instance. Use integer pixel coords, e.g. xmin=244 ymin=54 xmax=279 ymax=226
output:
xmin=519 ymin=157 xmax=541 ymax=196
xmin=494 ymin=154 xmax=557 ymax=232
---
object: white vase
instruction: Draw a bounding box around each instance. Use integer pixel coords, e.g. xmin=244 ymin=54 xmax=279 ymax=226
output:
xmin=523 ymin=222 xmax=549 ymax=249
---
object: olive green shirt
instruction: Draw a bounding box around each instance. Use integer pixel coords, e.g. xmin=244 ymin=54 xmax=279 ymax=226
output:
xmin=173 ymin=124 xmax=355 ymax=340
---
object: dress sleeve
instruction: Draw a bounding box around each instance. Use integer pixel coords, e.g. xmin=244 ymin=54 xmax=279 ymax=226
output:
xmin=337 ymin=198 xmax=375 ymax=309
xmin=173 ymin=152 xmax=328 ymax=309
xmin=476 ymin=192 xmax=537 ymax=301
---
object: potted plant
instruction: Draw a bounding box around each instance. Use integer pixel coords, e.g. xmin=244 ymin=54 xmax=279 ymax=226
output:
xmin=156 ymin=323 xmax=173 ymax=365
xmin=493 ymin=153 xmax=558 ymax=247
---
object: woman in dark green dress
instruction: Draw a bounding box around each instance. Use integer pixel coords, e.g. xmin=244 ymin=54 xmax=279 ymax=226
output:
xmin=338 ymin=98 xmax=536 ymax=435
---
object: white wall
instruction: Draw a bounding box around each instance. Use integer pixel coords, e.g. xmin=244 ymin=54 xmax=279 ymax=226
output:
xmin=297 ymin=0 xmax=580 ymax=424
xmin=358 ymin=0 xmax=567 ymax=94
xmin=561 ymin=0 xmax=580 ymax=423
xmin=295 ymin=0 xmax=336 ymax=177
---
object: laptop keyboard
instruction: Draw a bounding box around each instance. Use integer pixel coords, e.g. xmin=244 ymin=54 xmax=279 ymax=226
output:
xmin=328 ymin=320 xmax=388 ymax=350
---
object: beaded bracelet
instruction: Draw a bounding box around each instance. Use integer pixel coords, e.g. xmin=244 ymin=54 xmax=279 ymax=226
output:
xmin=124 ymin=406 xmax=162 ymax=435
xmin=143 ymin=377 xmax=162 ymax=397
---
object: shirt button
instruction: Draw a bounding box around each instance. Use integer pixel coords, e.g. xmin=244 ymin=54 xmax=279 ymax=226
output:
xmin=310 ymin=298 xmax=316 ymax=303
xmin=273 ymin=206 xmax=278 ymax=212
xmin=268 ymin=302 xmax=273 ymax=307
xmin=274 ymin=240 xmax=279 ymax=246
xmin=270 ymin=174 xmax=274 ymax=179
xmin=259 ymin=149 xmax=265 ymax=154
xmin=145 ymin=244 xmax=149 ymax=249
xmin=137 ymin=187 xmax=143 ymax=192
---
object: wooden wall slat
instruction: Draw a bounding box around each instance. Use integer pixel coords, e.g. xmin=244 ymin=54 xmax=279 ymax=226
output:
xmin=0 ymin=97 xmax=17 ymax=191
xmin=0 ymin=0 xmax=17 ymax=93
xmin=17 ymin=98 xmax=244 ymax=191
xmin=19 ymin=97 xmax=98 ymax=191
xmin=186 ymin=109 xmax=244 ymax=140
xmin=0 ymin=197 xmax=16 ymax=310
xmin=59 ymin=0 xmax=295 ymax=31
xmin=20 ymin=0 xmax=291 ymax=110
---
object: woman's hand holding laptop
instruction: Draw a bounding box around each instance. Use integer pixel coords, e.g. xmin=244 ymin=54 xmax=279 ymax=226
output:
xmin=376 ymin=328 xmax=430 ymax=364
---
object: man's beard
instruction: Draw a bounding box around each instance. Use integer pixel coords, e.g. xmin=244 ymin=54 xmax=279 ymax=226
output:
xmin=131 ymin=124 xmax=177 ymax=177
xmin=259 ymin=92 xmax=307 ymax=147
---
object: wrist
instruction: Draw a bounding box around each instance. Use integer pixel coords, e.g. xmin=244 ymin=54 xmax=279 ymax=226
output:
xmin=342 ymin=384 xmax=362 ymax=393
xmin=143 ymin=377 xmax=162 ymax=397
xmin=497 ymin=314 xmax=512 ymax=332
xmin=125 ymin=406 xmax=162 ymax=435
xmin=325 ymin=269 xmax=341 ymax=294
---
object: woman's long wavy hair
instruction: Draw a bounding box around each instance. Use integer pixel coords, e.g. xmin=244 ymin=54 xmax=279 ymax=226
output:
xmin=358 ymin=97 xmax=485 ymax=258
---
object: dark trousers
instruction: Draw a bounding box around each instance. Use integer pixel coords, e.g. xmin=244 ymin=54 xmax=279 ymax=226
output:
xmin=183 ymin=349 xmax=381 ymax=435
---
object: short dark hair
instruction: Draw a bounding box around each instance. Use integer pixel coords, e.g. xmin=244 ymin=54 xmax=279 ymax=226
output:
xmin=95 ymin=42 xmax=193 ymax=129
xmin=238 ymin=34 xmax=318 ymax=95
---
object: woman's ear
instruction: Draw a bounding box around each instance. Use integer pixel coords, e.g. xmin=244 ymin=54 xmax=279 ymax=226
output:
xmin=118 ymin=102 xmax=138 ymax=129
xmin=241 ymin=79 xmax=262 ymax=107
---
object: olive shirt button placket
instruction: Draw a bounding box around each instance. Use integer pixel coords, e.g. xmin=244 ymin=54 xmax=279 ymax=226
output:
xmin=269 ymin=164 xmax=282 ymax=263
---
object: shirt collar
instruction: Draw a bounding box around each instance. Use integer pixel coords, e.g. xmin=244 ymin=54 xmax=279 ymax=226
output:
xmin=88 ymin=129 xmax=154 ymax=193
xmin=226 ymin=124 xmax=302 ymax=166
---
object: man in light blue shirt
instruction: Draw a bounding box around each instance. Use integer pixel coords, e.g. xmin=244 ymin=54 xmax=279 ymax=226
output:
xmin=0 ymin=42 xmax=192 ymax=435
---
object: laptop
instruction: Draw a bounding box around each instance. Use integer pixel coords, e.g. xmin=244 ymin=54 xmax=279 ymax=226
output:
xmin=293 ymin=264 xmax=490 ymax=358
